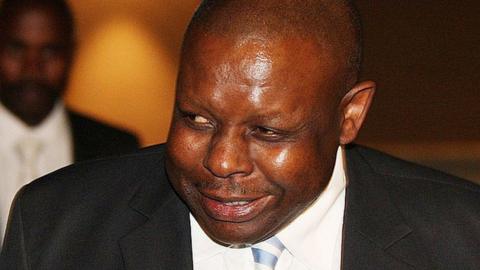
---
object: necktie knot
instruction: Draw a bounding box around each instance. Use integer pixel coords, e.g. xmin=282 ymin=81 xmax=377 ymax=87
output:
xmin=251 ymin=236 xmax=285 ymax=270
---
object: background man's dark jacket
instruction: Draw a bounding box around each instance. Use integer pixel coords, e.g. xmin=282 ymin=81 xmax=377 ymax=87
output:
xmin=68 ymin=110 xmax=139 ymax=161
xmin=1 ymin=144 xmax=479 ymax=269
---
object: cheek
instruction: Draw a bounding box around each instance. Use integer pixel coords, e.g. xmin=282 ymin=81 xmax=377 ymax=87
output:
xmin=167 ymin=124 xmax=209 ymax=170
xmin=44 ymin=59 xmax=68 ymax=84
xmin=253 ymin=144 xmax=315 ymax=184
xmin=0 ymin=56 xmax=22 ymax=81
xmin=252 ymin=143 xmax=326 ymax=202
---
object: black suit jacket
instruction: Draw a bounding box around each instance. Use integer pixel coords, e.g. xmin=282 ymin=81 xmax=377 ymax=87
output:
xmin=1 ymin=144 xmax=479 ymax=269
xmin=67 ymin=110 xmax=139 ymax=161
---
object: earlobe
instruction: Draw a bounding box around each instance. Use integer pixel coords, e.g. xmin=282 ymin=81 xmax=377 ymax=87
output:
xmin=339 ymin=81 xmax=376 ymax=145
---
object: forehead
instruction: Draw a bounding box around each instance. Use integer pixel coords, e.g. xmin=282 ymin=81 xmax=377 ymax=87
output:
xmin=189 ymin=33 xmax=332 ymax=69
xmin=177 ymin=34 xmax=343 ymax=126
xmin=2 ymin=7 xmax=66 ymax=43
xmin=180 ymin=34 xmax=340 ymax=97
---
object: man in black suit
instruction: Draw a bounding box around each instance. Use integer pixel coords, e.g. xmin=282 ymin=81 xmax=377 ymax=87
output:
xmin=0 ymin=0 xmax=139 ymax=157
xmin=0 ymin=0 xmax=138 ymax=245
xmin=1 ymin=0 xmax=479 ymax=269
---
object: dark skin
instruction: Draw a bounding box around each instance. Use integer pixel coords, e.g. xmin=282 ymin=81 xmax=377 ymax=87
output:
xmin=166 ymin=33 xmax=375 ymax=246
xmin=0 ymin=6 xmax=73 ymax=126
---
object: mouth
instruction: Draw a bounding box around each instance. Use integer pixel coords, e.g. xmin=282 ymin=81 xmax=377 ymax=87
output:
xmin=15 ymin=85 xmax=48 ymax=103
xmin=199 ymin=191 xmax=272 ymax=223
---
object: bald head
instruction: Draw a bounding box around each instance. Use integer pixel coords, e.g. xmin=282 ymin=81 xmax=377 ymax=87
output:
xmin=183 ymin=0 xmax=362 ymax=90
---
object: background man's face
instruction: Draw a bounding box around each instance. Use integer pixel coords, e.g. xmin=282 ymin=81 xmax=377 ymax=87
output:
xmin=0 ymin=7 xmax=71 ymax=126
xmin=166 ymin=34 xmax=344 ymax=245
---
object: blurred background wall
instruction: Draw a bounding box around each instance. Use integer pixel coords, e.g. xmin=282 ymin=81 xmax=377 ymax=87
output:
xmin=65 ymin=0 xmax=199 ymax=146
xmin=355 ymin=0 xmax=479 ymax=183
xmin=64 ymin=0 xmax=478 ymax=183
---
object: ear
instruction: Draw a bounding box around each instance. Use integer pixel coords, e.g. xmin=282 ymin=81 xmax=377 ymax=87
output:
xmin=339 ymin=81 xmax=376 ymax=145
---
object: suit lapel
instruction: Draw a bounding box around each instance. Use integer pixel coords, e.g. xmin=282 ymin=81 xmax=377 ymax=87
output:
xmin=341 ymin=146 xmax=424 ymax=270
xmin=119 ymin=169 xmax=193 ymax=270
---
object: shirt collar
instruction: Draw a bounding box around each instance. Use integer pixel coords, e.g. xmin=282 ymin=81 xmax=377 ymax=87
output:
xmin=0 ymin=101 xmax=69 ymax=147
xmin=190 ymin=212 xmax=227 ymax=262
xmin=276 ymin=146 xmax=346 ymax=268
xmin=190 ymin=146 xmax=347 ymax=266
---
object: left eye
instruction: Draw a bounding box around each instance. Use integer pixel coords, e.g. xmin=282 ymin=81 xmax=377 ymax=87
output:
xmin=41 ymin=45 xmax=65 ymax=60
xmin=251 ymin=126 xmax=284 ymax=141
xmin=256 ymin=127 xmax=277 ymax=135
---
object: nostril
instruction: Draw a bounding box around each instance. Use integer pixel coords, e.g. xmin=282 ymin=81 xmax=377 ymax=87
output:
xmin=203 ymin=154 xmax=236 ymax=178
xmin=203 ymin=145 xmax=253 ymax=179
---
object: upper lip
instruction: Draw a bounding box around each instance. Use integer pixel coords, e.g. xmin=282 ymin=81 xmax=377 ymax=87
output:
xmin=199 ymin=190 xmax=264 ymax=203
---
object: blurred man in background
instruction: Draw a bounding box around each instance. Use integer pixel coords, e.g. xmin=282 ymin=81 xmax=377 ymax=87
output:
xmin=0 ymin=0 xmax=139 ymax=244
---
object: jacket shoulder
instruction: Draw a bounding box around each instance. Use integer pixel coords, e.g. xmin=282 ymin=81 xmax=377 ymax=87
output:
xmin=68 ymin=110 xmax=138 ymax=141
xmin=67 ymin=110 xmax=140 ymax=160
xmin=1 ymin=145 xmax=172 ymax=268
xmin=349 ymin=144 xmax=480 ymax=193
xmin=19 ymin=144 xmax=167 ymax=213
xmin=344 ymin=145 xmax=480 ymax=269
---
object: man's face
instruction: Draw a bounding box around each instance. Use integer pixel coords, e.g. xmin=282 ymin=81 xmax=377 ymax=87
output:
xmin=166 ymin=35 xmax=345 ymax=245
xmin=0 ymin=7 xmax=72 ymax=126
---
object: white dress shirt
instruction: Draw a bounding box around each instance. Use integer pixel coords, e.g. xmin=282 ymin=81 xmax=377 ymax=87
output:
xmin=191 ymin=147 xmax=347 ymax=270
xmin=0 ymin=102 xmax=73 ymax=245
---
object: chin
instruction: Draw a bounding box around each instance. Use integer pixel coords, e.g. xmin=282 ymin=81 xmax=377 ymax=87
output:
xmin=199 ymin=217 xmax=277 ymax=246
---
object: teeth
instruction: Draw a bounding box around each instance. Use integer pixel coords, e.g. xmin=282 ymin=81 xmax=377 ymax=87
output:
xmin=225 ymin=201 xmax=250 ymax=206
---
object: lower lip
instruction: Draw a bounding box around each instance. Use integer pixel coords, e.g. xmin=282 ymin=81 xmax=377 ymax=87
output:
xmin=201 ymin=195 xmax=271 ymax=223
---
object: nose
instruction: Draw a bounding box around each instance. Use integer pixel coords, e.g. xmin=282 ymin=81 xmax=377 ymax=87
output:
xmin=22 ymin=51 xmax=43 ymax=80
xmin=203 ymin=130 xmax=254 ymax=178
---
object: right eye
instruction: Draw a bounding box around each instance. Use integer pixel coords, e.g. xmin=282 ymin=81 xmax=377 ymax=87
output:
xmin=182 ymin=112 xmax=214 ymax=130
xmin=189 ymin=114 xmax=210 ymax=124
xmin=4 ymin=43 xmax=24 ymax=58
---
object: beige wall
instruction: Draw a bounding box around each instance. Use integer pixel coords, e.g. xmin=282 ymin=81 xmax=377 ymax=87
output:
xmin=65 ymin=0 xmax=199 ymax=146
